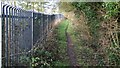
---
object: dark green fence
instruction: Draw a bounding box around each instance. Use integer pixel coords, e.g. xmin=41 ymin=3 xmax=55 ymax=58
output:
xmin=2 ymin=3 xmax=64 ymax=67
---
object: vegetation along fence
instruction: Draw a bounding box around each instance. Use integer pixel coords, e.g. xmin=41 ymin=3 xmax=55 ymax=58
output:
xmin=1 ymin=3 xmax=64 ymax=66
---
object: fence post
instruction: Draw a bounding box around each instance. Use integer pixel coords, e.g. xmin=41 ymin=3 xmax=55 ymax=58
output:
xmin=41 ymin=14 xmax=43 ymax=44
xmin=0 ymin=1 xmax=2 ymax=68
xmin=31 ymin=11 xmax=33 ymax=61
xmin=16 ymin=9 xmax=20 ymax=64
xmin=10 ymin=7 xmax=14 ymax=66
xmin=5 ymin=5 xmax=10 ymax=67
xmin=12 ymin=7 xmax=17 ymax=65
xmin=8 ymin=6 xmax=12 ymax=66
xmin=2 ymin=4 xmax=6 ymax=67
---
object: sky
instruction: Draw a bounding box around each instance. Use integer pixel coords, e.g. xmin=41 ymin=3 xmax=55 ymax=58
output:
xmin=44 ymin=1 xmax=59 ymax=14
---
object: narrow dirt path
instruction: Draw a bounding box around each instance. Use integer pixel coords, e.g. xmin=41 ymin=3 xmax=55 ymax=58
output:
xmin=65 ymin=23 xmax=78 ymax=66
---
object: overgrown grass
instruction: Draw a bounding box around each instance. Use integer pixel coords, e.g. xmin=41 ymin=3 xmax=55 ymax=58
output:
xmin=53 ymin=19 xmax=69 ymax=66
xmin=67 ymin=19 xmax=97 ymax=66
xmin=67 ymin=20 xmax=78 ymax=45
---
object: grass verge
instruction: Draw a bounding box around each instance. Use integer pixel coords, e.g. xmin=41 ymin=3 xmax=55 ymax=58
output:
xmin=53 ymin=19 xmax=69 ymax=66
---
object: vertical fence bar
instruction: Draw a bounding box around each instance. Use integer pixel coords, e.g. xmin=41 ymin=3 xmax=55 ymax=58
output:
xmin=19 ymin=9 xmax=21 ymax=64
xmin=13 ymin=8 xmax=16 ymax=66
xmin=16 ymin=9 xmax=18 ymax=65
xmin=0 ymin=2 xmax=2 ymax=68
xmin=40 ymin=13 xmax=42 ymax=43
xmin=43 ymin=14 xmax=45 ymax=44
xmin=22 ymin=10 xmax=24 ymax=49
xmin=8 ymin=6 xmax=10 ymax=66
xmin=20 ymin=9 xmax=22 ymax=51
xmin=24 ymin=10 xmax=26 ymax=51
xmin=50 ymin=15 xmax=52 ymax=30
xmin=5 ymin=5 xmax=10 ymax=66
xmin=46 ymin=15 xmax=48 ymax=42
xmin=31 ymin=11 xmax=33 ymax=50
xmin=3 ymin=5 xmax=5 ymax=64
xmin=42 ymin=14 xmax=44 ymax=43
xmin=45 ymin=14 xmax=47 ymax=44
xmin=33 ymin=12 xmax=35 ymax=44
xmin=3 ymin=5 xmax=6 ymax=66
xmin=21 ymin=9 xmax=24 ymax=52
xmin=26 ymin=10 xmax=28 ymax=51
xmin=42 ymin=14 xmax=44 ymax=44
xmin=10 ymin=7 xmax=13 ymax=66
xmin=48 ymin=15 xmax=50 ymax=31
xmin=17 ymin=9 xmax=20 ymax=64
xmin=39 ymin=13 xmax=42 ymax=44
xmin=2 ymin=4 xmax=5 ymax=66
xmin=31 ymin=11 xmax=33 ymax=54
xmin=12 ymin=7 xmax=15 ymax=66
xmin=8 ymin=6 xmax=12 ymax=66
xmin=32 ymin=11 xmax=34 ymax=58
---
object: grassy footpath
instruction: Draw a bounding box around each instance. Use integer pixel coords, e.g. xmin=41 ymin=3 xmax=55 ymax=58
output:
xmin=53 ymin=19 xmax=95 ymax=66
xmin=53 ymin=19 xmax=69 ymax=66
xmin=67 ymin=19 xmax=96 ymax=66
xmin=67 ymin=20 xmax=78 ymax=45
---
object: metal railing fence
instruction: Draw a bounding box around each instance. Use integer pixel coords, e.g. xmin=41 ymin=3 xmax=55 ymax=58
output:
xmin=1 ymin=3 xmax=64 ymax=67
xmin=2 ymin=4 xmax=33 ymax=66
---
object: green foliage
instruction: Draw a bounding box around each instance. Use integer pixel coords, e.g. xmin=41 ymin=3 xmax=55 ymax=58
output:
xmin=31 ymin=57 xmax=40 ymax=67
xmin=102 ymin=2 xmax=120 ymax=65
xmin=19 ymin=49 xmax=53 ymax=67
xmin=19 ymin=2 xmax=120 ymax=66
xmin=57 ymin=20 xmax=69 ymax=42
xmin=19 ymin=20 xmax=70 ymax=67
xmin=54 ymin=20 xmax=70 ymax=66
xmin=20 ymin=55 xmax=31 ymax=66
xmin=72 ymin=2 xmax=100 ymax=38
xmin=31 ymin=49 xmax=53 ymax=67
xmin=71 ymin=2 xmax=120 ymax=66
xmin=108 ymin=53 xmax=120 ymax=65
xmin=102 ymin=2 xmax=120 ymax=18
xmin=59 ymin=2 xmax=74 ymax=12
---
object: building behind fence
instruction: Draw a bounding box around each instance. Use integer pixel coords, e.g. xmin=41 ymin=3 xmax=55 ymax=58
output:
xmin=1 ymin=3 xmax=64 ymax=66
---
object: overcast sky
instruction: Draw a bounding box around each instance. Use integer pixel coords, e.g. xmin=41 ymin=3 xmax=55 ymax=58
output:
xmin=44 ymin=1 xmax=59 ymax=14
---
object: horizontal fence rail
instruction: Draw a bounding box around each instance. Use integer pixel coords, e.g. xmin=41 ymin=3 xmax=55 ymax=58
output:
xmin=1 ymin=3 xmax=64 ymax=67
